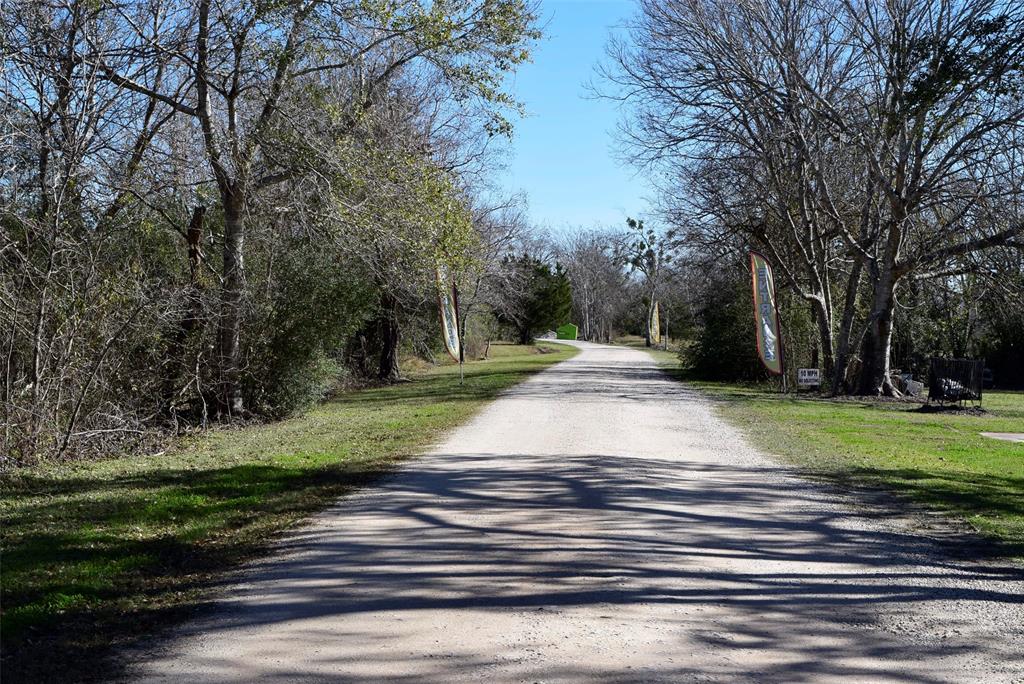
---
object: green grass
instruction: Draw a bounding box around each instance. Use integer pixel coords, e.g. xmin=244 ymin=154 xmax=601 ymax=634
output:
xmin=0 ymin=341 xmax=577 ymax=682
xmin=640 ymin=345 xmax=1024 ymax=557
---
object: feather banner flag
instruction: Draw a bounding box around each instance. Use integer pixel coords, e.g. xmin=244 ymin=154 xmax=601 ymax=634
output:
xmin=749 ymin=251 xmax=784 ymax=375
xmin=436 ymin=264 xmax=460 ymax=362
xmin=649 ymin=300 xmax=661 ymax=346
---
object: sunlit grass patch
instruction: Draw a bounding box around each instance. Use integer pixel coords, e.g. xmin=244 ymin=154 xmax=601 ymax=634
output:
xmin=645 ymin=349 xmax=1024 ymax=557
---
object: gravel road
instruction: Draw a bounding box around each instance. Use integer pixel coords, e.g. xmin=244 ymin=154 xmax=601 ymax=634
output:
xmin=132 ymin=341 xmax=1024 ymax=683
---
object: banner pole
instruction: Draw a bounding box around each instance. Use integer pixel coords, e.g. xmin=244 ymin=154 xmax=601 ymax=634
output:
xmin=454 ymin=282 xmax=464 ymax=386
xmin=749 ymin=251 xmax=785 ymax=385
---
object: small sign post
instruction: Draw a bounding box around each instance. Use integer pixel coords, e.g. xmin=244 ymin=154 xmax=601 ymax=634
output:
xmin=797 ymin=368 xmax=820 ymax=389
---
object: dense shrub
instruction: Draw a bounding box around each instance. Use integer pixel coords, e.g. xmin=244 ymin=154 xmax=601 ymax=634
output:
xmin=681 ymin=270 xmax=765 ymax=381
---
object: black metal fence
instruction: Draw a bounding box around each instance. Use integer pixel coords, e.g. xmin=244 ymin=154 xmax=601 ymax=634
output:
xmin=928 ymin=358 xmax=984 ymax=405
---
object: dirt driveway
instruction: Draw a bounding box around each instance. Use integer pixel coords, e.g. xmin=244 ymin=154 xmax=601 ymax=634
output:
xmin=132 ymin=342 xmax=1024 ymax=683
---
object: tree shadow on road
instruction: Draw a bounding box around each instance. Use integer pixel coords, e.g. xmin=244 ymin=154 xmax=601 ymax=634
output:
xmin=132 ymin=452 xmax=1024 ymax=682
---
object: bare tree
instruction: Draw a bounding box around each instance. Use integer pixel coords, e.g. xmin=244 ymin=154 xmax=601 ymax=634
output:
xmin=2 ymin=0 xmax=541 ymax=462
xmin=559 ymin=229 xmax=629 ymax=342
xmin=605 ymin=0 xmax=1024 ymax=393
xmin=2 ymin=0 xmax=183 ymax=459
xmin=821 ymin=0 xmax=1024 ymax=393
xmin=76 ymin=0 xmax=539 ymax=412
xmin=454 ymin=194 xmax=532 ymax=355
xmin=619 ymin=218 xmax=673 ymax=347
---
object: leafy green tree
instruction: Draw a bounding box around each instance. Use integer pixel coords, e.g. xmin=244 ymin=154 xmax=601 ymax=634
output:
xmin=499 ymin=255 xmax=572 ymax=344
xmin=681 ymin=269 xmax=764 ymax=381
xmin=74 ymin=0 xmax=540 ymax=414
xmin=331 ymin=141 xmax=475 ymax=382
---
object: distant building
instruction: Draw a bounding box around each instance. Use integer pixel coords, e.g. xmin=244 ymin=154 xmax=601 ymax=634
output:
xmin=556 ymin=324 xmax=578 ymax=340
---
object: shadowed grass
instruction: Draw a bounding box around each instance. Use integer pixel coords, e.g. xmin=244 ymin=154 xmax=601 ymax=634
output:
xmin=638 ymin=346 xmax=1024 ymax=557
xmin=0 ymin=341 xmax=577 ymax=683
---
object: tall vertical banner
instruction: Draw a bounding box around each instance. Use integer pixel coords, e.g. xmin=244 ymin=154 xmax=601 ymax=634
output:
xmin=436 ymin=264 xmax=460 ymax=362
xmin=749 ymin=251 xmax=784 ymax=375
xmin=649 ymin=300 xmax=661 ymax=346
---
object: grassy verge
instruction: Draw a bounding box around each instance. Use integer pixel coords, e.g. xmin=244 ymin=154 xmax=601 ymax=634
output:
xmin=635 ymin=344 xmax=1024 ymax=557
xmin=0 ymin=341 xmax=576 ymax=682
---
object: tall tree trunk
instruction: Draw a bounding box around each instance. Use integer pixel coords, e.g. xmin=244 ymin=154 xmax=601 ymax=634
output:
xmin=518 ymin=324 xmax=531 ymax=345
xmin=857 ymin=270 xmax=898 ymax=395
xmin=858 ymin=208 xmax=907 ymax=396
xmin=162 ymin=206 xmax=206 ymax=416
xmin=831 ymin=260 xmax=863 ymax=394
xmin=808 ymin=295 xmax=835 ymax=380
xmin=218 ymin=193 xmax=245 ymax=416
xmin=378 ymin=293 xmax=401 ymax=382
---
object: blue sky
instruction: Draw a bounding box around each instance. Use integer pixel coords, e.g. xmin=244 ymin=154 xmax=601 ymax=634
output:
xmin=498 ymin=0 xmax=653 ymax=233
